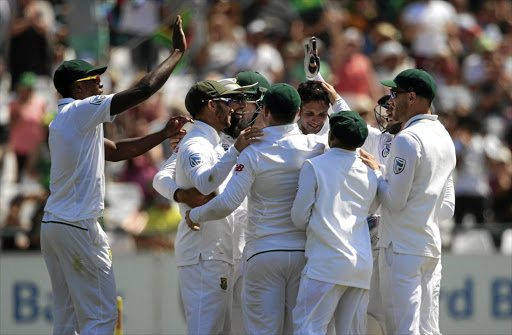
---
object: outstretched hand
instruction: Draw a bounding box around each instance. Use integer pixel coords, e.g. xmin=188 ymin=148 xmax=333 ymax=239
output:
xmin=320 ymin=81 xmax=341 ymax=105
xmin=173 ymin=15 xmax=187 ymax=52
xmin=359 ymin=149 xmax=381 ymax=171
xmin=163 ymin=116 xmax=193 ymax=138
xmin=234 ymin=127 xmax=264 ymax=152
xmin=185 ymin=210 xmax=200 ymax=231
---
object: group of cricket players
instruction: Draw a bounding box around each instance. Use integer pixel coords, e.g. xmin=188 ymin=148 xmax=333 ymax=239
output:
xmin=42 ymin=16 xmax=455 ymax=335
xmin=152 ymin=33 xmax=456 ymax=335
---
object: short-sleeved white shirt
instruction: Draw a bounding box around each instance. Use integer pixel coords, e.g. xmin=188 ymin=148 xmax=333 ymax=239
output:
xmin=44 ymin=95 xmax=115 ymax=222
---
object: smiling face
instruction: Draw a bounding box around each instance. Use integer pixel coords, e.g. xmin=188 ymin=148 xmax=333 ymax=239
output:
xmin=214 ymin=100 xmax=234 ymax=130
xmin=299 ymin=100 xmax=329 ymax=134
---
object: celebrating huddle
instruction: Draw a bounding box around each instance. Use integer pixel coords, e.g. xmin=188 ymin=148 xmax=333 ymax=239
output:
xmin=42 ymin=16 xmax=455 ymax=335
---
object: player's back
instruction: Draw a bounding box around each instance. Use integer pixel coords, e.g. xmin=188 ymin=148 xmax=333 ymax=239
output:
xmin=239 ymin=123 xmax=325 ymax=259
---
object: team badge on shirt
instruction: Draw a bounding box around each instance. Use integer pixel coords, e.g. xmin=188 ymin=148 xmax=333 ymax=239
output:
xmin=393 ymin=157 xmax=406 ymax=174
xmin=189 ymin=153 xmax=204 ymax=167
xmin=89 ymin=95 xmax=106 ymax=105
xmin=221 ymin=143 xmax=230 ymax=151
xmin=220 ymin=277 xmax=227 ymax=290
xmin=382 ymin=139 xmax=392 ymax=157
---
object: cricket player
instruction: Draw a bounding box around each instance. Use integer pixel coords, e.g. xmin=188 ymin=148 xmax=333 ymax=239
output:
xmin=186 ymin=83 xmax=326 ymax=335
xmin=172 ymin=79 xmax=262 ymax=335
xmin=299 ymin=37 xmax=350 ymax=137
xmin=41 ymin=16 xmax=190 ymax=335
xmin=291 ymin=111 xmax=380 ymax=335
xmin=153 ymin=72 xmax=270 ymax=334
xmin=362 ymin=69 xmax=456 ymax=335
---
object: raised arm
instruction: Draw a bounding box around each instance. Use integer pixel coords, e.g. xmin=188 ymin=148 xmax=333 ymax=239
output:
xmin=110 ymin=16 xmax=186 ymax=116
xmin=105 ymin=116 xmax=192 ymax=162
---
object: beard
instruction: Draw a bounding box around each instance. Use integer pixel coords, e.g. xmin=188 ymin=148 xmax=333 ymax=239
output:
xmin=223 ymin=115 xmax=248 ymax=138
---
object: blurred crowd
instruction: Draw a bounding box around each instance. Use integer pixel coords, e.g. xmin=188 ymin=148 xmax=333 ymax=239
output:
xmin=1 ymin=0 xmax=511 ymax=254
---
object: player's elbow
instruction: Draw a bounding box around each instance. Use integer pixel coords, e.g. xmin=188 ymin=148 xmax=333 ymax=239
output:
xmin=153 ymin=172 xmax=171 ymax=199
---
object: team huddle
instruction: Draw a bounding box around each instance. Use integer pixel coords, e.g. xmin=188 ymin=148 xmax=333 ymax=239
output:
xmin=41 ymin=16 xmax=455 ymax=335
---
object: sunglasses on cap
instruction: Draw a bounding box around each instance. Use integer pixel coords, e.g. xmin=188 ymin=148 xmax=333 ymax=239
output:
xmin=76 ymin=74 xmax=101 ymax=84
xmin=389 ymin=89 xmax=410 ymax=99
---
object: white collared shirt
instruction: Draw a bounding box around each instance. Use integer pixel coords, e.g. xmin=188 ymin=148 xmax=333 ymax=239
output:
xmin=44 ymin=94 xmax=115 ymax=222
xmin=291 ymin=148 xmax=379 ymax=289
xmin=376 ymin=114 xmax=456 ymax=258
xmin=174 ymin=121 xmax=240 ymax=266
xmin=190 ymin=123 xmax=326 ymax=260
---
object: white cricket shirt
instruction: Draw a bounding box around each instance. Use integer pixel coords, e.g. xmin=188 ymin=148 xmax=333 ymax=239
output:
xmin=291 ymin=148 xmax=379 ymax=289
xmin=44 ymin=95 xmax=115 ymax=222
xmin=174 ymin=121 xmax=240 ymax=266
xmin=190 ymin=123 xmax=326 ymax=261
xmin=376 ymin=114 xmax=456 ymax=258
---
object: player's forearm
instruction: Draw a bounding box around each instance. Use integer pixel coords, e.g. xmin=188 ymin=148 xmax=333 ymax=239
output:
xmin=110 ymin=50 xmax=184 ymax=115
xmin=105 ymin=131 xmax=167 ymax=162
xmin=191 ymin=146 xmax=239 ymax=195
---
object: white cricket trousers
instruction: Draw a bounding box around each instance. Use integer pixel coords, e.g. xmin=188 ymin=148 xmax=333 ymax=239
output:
xmin=242 ymin=251 xmax=306 ymax=335
xmin=293 ymin=276 xmax=369 ymax=335
xmin=379 ymin=244 xmax=442 ymax=335
xmin=231 ymin=258 xmax=245 ymax=335
xmin=40 ymin=213 xmax=117 ymax=335
xmin=178 ymin=257 xmax=234 ymax=335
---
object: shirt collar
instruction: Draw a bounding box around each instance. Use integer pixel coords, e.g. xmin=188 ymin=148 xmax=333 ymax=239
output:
xmin=193 ymin=120 xmax=221 ymax=145
xmin=403 ymin=114 xmax=438 ymax=129
xmin=57 ymin=98 xmax=75 ymax=109
xmin=262 ymin=123 xmax=300 ymax=138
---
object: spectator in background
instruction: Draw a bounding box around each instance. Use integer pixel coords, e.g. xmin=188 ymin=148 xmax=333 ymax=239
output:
xmin=8 ymin=72 xmax=47 ymax=182
xmin=8 ymin=0 xmax=55 ymax=90
xmin=374 ymin=40 xmax=416 ymax=83
xmin=330 ymin=27 xmax=381 ymax=102
xmin=453 ymin=116 xmax=493 ymax=227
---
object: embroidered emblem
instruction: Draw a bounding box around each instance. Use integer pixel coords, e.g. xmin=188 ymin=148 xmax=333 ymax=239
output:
xmin=220 ymin=277 xmax=227 ymax=290
xmin=221 ymin=143 xmax=230 ymax=151
xmin=235 ymin=164 xmax=244 ymax=172
xmin=189 ymin=153 xmax=204 ymax=167
xmin=89 ymin=95 xmax=106 ymax=105
xmin=174 ymin=145 xmax=179 ymax=154
xmin=393 ymin=157 xmax=406 ymax=174
xmin=382 ymin=140 xmax=392 ymax=157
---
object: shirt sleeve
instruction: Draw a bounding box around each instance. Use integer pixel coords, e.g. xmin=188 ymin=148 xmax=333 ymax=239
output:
xmin=180 ymin=141 xmax=239 ymax=195
xmin=312 ymin=72 xmax=351 ymax=114
xmin=153 ymin=153 xmax=179 ymax=200
xmin=377 ymin=132 xmax=419 ymax=211
xmin=439 ymin=173 xmax=455 ymax=221
xmin=189 ymin=150 xmax=256 ymax=223
xmin=73 ymin=94 xmax=115 ymax=132
xmin=291 ymin=161 xmax=317 ymax=231
xmin=361 ymin=126 xmax=381 ymax=158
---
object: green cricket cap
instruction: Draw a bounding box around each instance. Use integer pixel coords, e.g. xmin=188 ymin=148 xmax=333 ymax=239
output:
xmin=236 ymin=71 xmax=270 ymax=96
xmin=53 ymin=59 xmax=107 ymax=94
xmin=262 ymin=83 xmax=301 ymax=115
xmin=329 ymin=111 xmax=368 ymax=148
xmin=185 ymin=80 xmax=240 ymax=117
xmin=380 ymin=69 xmax=437 ymax=101
xmin=18 ymin=72 xmax=37 ymax=88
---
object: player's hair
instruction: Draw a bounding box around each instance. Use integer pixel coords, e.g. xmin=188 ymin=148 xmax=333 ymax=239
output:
xmin=266 ymin=105 xmax=297 ymax=124
xmin=297 ymin=81 xmax=330 ymax=108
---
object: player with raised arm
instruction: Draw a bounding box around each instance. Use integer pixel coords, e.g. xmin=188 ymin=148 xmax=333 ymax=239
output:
xmin=41 ymin=16 xmax=191 ymax=335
